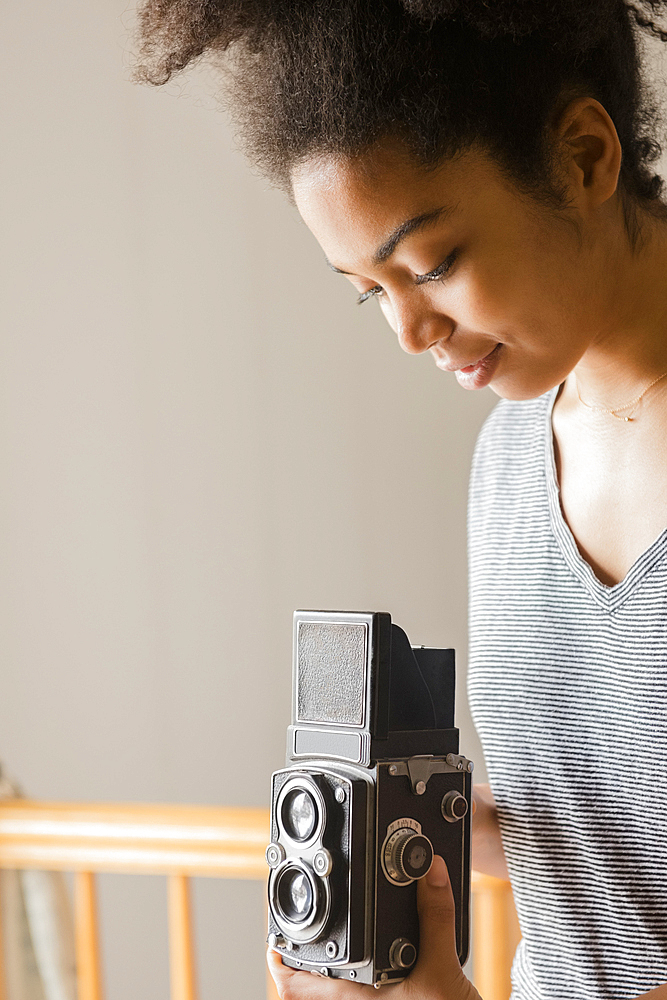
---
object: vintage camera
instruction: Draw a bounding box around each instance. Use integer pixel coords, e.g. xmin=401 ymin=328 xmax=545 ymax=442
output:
xmin=266 ymin=610 xmax=473 ymax=987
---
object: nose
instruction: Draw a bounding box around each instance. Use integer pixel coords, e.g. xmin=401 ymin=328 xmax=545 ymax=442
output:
xmin=389 ymin=297 xmax=453 ymax=355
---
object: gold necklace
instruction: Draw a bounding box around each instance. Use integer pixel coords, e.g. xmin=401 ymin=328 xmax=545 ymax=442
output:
xmin=575 ymin=369 xmax=667 ymax=422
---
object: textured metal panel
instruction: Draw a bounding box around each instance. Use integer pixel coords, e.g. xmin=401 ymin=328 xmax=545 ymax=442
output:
xmin=296 ymin=622 xmax=368 ymax=726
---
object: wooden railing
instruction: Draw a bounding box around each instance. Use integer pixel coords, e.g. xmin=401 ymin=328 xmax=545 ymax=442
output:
xmin=0 ymin=801 xmax=520 ymax=1000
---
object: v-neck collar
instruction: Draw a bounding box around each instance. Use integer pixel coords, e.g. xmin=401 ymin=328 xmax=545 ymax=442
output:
xmin=543 ymin=386 xmax=667 ymax=612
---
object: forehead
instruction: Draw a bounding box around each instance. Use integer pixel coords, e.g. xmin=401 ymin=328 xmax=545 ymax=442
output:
xmin=291 ymin=144 xmax=508 ymax=266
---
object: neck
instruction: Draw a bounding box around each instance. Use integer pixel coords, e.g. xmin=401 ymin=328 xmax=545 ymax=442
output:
xmin=567 ymin=211 xmax=667 ymax=410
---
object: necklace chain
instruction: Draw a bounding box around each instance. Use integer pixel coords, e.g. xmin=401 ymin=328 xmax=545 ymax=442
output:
xmin=575 ymin=369 xmax=667 ymax=422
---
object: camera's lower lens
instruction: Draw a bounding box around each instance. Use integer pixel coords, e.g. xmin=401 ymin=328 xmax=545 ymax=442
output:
xmin=276 ymin=866 xmax=315 ymax=924
xmin=270 ymin=860 xmax=331 ymax=943
xmin=282 ymin=788 xmax=318 ymax=842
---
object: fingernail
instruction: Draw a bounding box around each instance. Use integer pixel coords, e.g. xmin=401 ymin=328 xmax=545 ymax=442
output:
xmin=426 ymin=855 xmax=449 ymax=887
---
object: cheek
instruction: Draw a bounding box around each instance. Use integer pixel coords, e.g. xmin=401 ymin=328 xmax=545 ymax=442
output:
xmin=451 ymin=248 xmax=573 ymax=341
xmin=438 ymin=265 xmax=525 ymax=333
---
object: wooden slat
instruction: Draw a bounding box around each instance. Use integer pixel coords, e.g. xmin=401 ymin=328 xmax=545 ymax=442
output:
xmin=74 ymin=871 xmax=105 ymax=1000
xmin=471 ymin=871 xmax=521 ymax=1000
xmin=168 ymin=875 xmax=198 ymax=1000
xmin=0 ymin=802 xmax=269 ymax=877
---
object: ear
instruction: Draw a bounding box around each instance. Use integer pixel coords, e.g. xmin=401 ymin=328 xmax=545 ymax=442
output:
xmin=553 ymin=97 xmax=623 ymax=210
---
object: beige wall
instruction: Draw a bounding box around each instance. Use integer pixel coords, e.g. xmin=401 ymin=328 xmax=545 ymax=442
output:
xmin=2 ymin=3 xmax=664 ymax=998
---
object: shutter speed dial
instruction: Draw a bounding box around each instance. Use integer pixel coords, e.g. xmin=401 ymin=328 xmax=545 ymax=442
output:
xmin=381 ymin=822 xmax=434 ymax=886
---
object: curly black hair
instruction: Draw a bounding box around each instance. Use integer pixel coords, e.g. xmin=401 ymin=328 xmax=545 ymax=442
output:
xmin=134 ymin=0 xmax=667 ymax=215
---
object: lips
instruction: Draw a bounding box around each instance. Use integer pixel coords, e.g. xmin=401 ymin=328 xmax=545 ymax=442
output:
xmin=453 ymin=343 xmax=503 ymax=390
xmin=434 ymin=343 xmax=503 ymax=390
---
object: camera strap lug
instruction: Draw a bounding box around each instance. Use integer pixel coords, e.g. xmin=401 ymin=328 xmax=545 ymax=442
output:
xmin=387 ymin=754 xmax=474 ymax=794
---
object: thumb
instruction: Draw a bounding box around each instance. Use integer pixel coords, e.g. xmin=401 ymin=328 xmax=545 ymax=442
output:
xmin=412 ymin=856 xmax=466 ymax=989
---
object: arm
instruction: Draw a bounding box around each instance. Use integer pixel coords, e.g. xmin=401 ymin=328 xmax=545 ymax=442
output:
xmin=472 ymin=783 xmax=509 ymax=881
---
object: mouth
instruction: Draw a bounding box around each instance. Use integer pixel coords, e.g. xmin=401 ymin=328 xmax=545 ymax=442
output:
xmin=436 ymin=343 xmax=503 ymax=391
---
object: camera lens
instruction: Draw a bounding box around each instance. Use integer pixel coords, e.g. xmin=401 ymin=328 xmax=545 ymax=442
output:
xmin=282 ymin=788 xmax=318 ymax=842
xmin=276 ymin=866 xmax=315 ymax=924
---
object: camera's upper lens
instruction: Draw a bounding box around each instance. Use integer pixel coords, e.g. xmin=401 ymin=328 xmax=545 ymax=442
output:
xmin=282 ymin=788 xmax=318 ymax=842
xmin=276 ymin=866 xmax=315 ymax=923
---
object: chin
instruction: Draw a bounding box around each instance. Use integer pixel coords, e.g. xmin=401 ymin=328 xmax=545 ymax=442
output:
xmin=489 ymin=371 xmax=563 ymax=402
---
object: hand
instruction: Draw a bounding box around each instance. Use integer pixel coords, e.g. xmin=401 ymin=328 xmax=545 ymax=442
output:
xmin=267 ymin=855 xmax=482 ymax=1000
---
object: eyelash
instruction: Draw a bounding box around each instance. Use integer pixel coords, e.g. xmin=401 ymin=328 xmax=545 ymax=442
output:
xmin=356 ymin=249 xmax=460 ymax=306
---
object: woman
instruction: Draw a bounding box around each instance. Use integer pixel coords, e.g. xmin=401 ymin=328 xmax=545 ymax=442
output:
xmin=136 ymin=2 xmax=667 ymax=997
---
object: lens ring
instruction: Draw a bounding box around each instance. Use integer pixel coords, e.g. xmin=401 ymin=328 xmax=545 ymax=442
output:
xmin=269 ymin=860 xmax=332 ymax=944
xmin=276 ymin=775 xmax=325 ymax=847
xmin=281 ymin=788 xmax=318 ymax=842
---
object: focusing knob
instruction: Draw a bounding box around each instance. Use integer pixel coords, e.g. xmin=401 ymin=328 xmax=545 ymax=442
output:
xmin=441 ymin=791 xmax=469 ymax=823
xmin=382 ymin=828 xmax=434 ymax=885
xmin=389 ymin=937 xmax=417 ymax=970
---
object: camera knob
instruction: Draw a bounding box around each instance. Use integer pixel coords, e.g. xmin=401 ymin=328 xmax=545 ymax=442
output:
xmin=441 ymin=791 xmax=469 ymax=823
xmin=389 ymin=937 xmax=417 ymax=970
xmin=382 ymin=828 xmax=434 ymax=885
xmin=313 ymin=849 xmax=333 ymax=877
xmin=266 ymin=843 xmax=286 ymax=869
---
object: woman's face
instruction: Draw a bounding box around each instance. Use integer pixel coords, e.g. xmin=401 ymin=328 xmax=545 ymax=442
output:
xmin=292 ymin=143 xmax=615 ymax=400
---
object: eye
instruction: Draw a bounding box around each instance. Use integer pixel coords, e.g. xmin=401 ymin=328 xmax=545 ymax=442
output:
xmin=355 ymin=249 xmax=459 ymax=306
xmin=415 ymin=249 xmax=460 ymax=285
xmin=357 ymin=284 xmax=384 ymax=306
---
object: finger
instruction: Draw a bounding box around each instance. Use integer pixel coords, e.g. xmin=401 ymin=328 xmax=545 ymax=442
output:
xmin=410 ymin=856 xmax=467 ymax=991
xmin=266 ymin=948 xmax=376 ymax=999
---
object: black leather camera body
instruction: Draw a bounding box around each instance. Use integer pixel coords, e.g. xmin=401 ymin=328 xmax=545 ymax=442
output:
xmin=266 ymin=610 xmax=473 ymax=987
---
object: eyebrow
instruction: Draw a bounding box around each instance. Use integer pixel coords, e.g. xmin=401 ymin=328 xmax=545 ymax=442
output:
xmin=326 ymin=204 xmax=456 ymax=275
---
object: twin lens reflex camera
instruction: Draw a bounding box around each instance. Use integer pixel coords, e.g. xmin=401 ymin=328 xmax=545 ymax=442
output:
xmin=265 ymin=610 xmax=473 ymax=987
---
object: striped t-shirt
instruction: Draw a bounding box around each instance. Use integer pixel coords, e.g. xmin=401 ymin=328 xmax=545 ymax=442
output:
xmin=467 ymin=388 xmax=667 ymax=1000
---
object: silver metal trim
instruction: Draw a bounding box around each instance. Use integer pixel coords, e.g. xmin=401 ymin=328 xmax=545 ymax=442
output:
xmin=270 ymin=762 xmax=375 ymax=970
xmin=290 ymin=727 xmax=371 ymax=765
xmin=387 ymin=754 xmax=474 ymax=793
xmin=293 ymin=612 xmax=375 ymax=731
